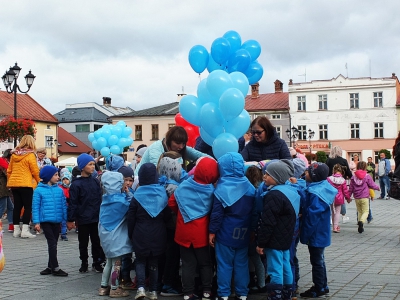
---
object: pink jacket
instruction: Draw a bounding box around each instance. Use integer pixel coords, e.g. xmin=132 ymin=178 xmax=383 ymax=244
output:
xmin=327 ymin=173 xmax=350 ymax=205
xmin=349 ymin=170 xmax=380 ymax=199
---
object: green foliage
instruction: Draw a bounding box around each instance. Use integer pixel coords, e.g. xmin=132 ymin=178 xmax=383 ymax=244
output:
xmin=316 ymin=151 xmax=327 ymax=163
xmin=379 ymin=149 xmax=391 ymax=159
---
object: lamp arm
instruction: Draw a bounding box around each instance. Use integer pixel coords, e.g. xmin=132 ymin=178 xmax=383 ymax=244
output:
xmin=16 ymin=84 xmax=31 ymax=94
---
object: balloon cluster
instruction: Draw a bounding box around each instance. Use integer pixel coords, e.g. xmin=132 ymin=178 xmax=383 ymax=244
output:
xmin=88 ymin=121 xmax=134 ymax=157
xmin=174 ymin=113 xmax=199 ymax=148
xmin=180 ymin=30 xmax=262 ymax=159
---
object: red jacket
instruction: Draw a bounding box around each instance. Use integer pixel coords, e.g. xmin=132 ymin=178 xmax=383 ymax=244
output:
xmin=58 ymin=184 xmax=70 ymax=200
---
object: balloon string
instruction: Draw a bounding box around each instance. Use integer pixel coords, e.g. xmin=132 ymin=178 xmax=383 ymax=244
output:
xmin=198 ymin=73 xmax=202 ymax=82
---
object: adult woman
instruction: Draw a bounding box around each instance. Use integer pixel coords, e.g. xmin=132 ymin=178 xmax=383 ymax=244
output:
xmin=241 ymin=116 xmax=291 ymax=162
xmin=36 ymin=147 xmax=53 ymax=170
xmin=393 ymin=131 xmax=400 ymax=179
xmin=349 ymin=154 xmax=359 ymax=175
xmin=7 ymin=135 xmax=40 ymax=238
xmin=325 ymin=146 xmax=352 ymax=179
xmin=134 ymin=126 xmax=208 ymax=176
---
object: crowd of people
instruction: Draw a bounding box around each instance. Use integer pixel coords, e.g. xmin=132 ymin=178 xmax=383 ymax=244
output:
xmin=1 ymin=117 xmax=400 ymax=300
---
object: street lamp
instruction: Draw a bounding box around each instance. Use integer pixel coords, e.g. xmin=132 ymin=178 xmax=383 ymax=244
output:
xmin=2 ymin=62 xmax=36 ymax=146
xmin=308 ymin=128 xmax=315 ymax=157
xmin=286 ymin=126 xmax=299 ymax=147
xmin=48 ymin=136 xmax=57 ymax=158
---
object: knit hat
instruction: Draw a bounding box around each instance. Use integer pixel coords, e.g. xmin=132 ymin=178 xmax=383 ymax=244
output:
xmin=307 ymin=162 xmax=329 ymax=182
xmin=138 ymin=163 xmax=158 ymax=186
xmin=77 ymin=153 xmax=95 ymax=171
xmin=265 ymin=159 xmax=294 ymax=185
xmin=105 ymin=154 xmax=124 ymax=171
xmin=40 ymin=166 xmax=59 ymax=183
xmin=288 ymin=147 xmax=297 ymax=157
xmin=194 ymin=157 xmax=219 ymax=184
xmin=293 ymin=158 xmax=307 ymax=178
xmin=61 ymin=172 xmax=72 ymax=187
xmin=136 ymin=147 xmax=147 ymax=157
xmin=118 ymin=166 xmax=134 ymax=179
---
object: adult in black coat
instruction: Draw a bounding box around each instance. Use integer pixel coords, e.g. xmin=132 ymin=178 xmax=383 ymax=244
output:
xmin=393 ymin=131 xmax=400 ymax=179
xmin=241 ymin=116 xmax=291 ymax=162
xmin=325 ymin=145 xmax=352 ymax=179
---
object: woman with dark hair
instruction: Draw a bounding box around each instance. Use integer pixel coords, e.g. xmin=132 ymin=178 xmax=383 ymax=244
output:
xmin=134 ymin=126 xmax=208 ymax=176
xmin=241 ymin=116 xmax=291 ymax=162
xmin=392 ymin=131 xmax=400 ymax=179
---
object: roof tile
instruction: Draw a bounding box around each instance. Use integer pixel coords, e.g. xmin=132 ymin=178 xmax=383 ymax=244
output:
xmin=245 ymin=92 xmax=289 ymax=111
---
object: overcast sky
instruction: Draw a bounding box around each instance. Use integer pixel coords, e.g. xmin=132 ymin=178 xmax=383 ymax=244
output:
xmin=1 ymin=0 xmax=399 ymax=115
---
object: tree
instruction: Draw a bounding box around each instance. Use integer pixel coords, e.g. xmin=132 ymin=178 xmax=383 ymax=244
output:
xmin=379 ymin=149 xmax=392 ymax=159
xmin=316 ymin=151 xmax=328 ymax=163
xmin=0 ymin=116 xmax=36 ymax=142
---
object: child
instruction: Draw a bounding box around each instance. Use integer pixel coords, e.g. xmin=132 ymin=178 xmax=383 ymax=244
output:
xmin=256 ymin=160 xmax=300 ymax=300
xmin=0 ymin=158 xmax=13 ymax=233
xmin=349 ymin=161 xmax=380 ymax=234
xmin=327 ymin=164 xmax=350 ymax=233
xmin=32 ymin=166 xmax=68 ymax=276
xmin=128 ymin=163 xmax=171 ymax=300
xmin=169 ymin=157 xmax=219 ymax=300
xmin=209 ymin=152 xmax=256 ymax=300
xmin=58 ymin=172 xmax=71 ymax=241
xmin=67 ymin=153 xmax=105 ymax=273
xmin=98 ymin=171 xmax=133 ymax=297
xmin=299 ymin=163 xmax=337 ymax=298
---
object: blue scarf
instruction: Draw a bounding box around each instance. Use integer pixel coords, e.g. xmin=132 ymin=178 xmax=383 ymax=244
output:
xmin=158 ymin=175 xmax=180 ymax=187
xmin=134 ymin=184 xmax=168 ymax=218
xmin=100 ymin=194 xmax=130 ymax=231
xmin=174 ymin=177 xmax=215 ymax=223
xmin=307 ymin=180 xmax=337 ymax=206
xmin=214 ymin=176 xmax=255 ymax=208
xmin=270 ymin=184 xmax=301 ymax=216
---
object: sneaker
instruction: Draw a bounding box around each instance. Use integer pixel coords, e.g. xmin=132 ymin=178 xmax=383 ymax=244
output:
xmin=135 ymin=287 xmax=146 ymax=299
xmin=324 ymin=287 xmax=329 ymax=294
xmin=333 ymin=226 xmax=340 ymax=233
xmin=40 ymin=267 xmax=52 ymax=275
xmin=110 ymin=287 xmax=129 ymax=298
xmin=36 ymin=230 xmax=41 ymax=235
xmin=161 ymin=285 xmax=183 ymax=297
xmin=146 ymin=291 xmax=158 ymax=300
xmin=8 ymin=224 xmax=14 ymax=232
xmin=377 ymin=197 xmax=384 ymax=199
xmin=235 ymin=296 xmax=247 ymax=300
xmin=299 ymin=286 xmax=326 ymax=298
xmin=75 ymin=228 xmax=79 ymax=234
xmin=184 ymin=294 xmax=199 ymax=300
xmin=342 ymin=216 xmax=349 ymax=224
xmin=121 ymin=278 xmax=137 ymax=290
xmin=386 ymin=196 xmax=390 ymax=200
xmin=52 ymin=269 xmax=68 ymax=276
xmin=358 ymin=221 xmax=364 ymax=233
xmin=367 ymin=218 xmax=374 ymax=224
xmin=99 ymin=286 xmax=111 ymax=296
xmin=202 ymin=292 xmax=212 ymax=300
xmin=93 ymin=262 xmax=104 ymax=273
xmin=79 ymin=262 xmax=89 ymax=273
xmin=60 ymin=234 xmax=68 ymax=241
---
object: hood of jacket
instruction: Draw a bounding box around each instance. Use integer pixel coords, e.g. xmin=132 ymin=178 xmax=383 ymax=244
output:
xmin=352 ymin=170 xmax=367 ymax=185
xmin=194 ymin=157 xmax=219 ymax=184
xmin=327 ymin=173 xmax=346 ymax=186
xmin=101 ymin=171 xmax=123 ymax=194
xmin=10 ymin=148 xmax=35 ymax=162
xmin=218 ymin=152 xmax=245 ymax=178
xmin=106 ymin=155 xmax=124 ymax=171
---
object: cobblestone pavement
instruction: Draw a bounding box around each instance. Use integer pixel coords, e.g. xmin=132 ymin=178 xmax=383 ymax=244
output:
xmin=1 ymin=197 xmax=400 ymax=299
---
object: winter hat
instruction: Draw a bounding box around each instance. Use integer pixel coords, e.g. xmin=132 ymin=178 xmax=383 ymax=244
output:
xmin=40 ymin=166 xmax=59 ymax=183
xmin=105 ymin=154 xmax=124 ymax=171
xmin=0 ymin=157 xmax=8 ymax=170
xmin=288 ymin=147 xmax=297 ymax=157
xmin=77 ymin=153 xmax=95 ymax=171
xmin=118 ymin=166 xmax=134 ymax=179
xmin=265 ymin=159 xmax=294 ymax=185
xmin=61 ymin=172 xmax=72 ymax=187
xmin=307 ymin=162 xmax=329 ymax=182
xmin=59 ymin=167 xmax=69 ymax=178
xmin=138 ymin=163 xmax=158 ymax=186
xmin=293 ymin=158 xmax=307 ymax=178
xmin=194 ymin=157 xmax=219 ymax=184
xmin=136 ymin=147 xmax=147 ymax=157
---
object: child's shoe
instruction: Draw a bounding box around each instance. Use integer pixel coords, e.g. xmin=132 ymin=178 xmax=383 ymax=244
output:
xmin=358 ymin=221 xmax=364 ymax=233
xmin=52 ymin=269 xmax=68 ymax=276
xmin=299 ymin=286 xmax=326 ymax=298
xmin=135 ymin=287 xmax=146 ymax=299
xmin=60 ymin=234 xmax=68 ymax=241
xmin=161 ymin=285 xmax=183 ymax=296
xmin=79 ymin=261 xmax=89 ymax=273
xmin=99 ymin=286 xmax=111 ymax=296
xmin=109 ymin=287 xmax=129 ymax=298
xmin=121 ymin=277 xmax=137 ymax=290
xmin=92 ymin=262 xmax=104 ymax=273
xmin=40 ymin=267 xmax=52 ymax=275
xmin=146 ymin=291 xmax=158 ymax=300
xmin=8 ymin=224 xmax=14 ymax=232
xmin=184 ymin=294 xmax=199 ymax=300
xmin=202 ymin=292 xmax=212 ymax=300
xmin=333 ymin=226 xmax=340 ymax=233
xmin=342 ymin=216 xmax=349 ymax=223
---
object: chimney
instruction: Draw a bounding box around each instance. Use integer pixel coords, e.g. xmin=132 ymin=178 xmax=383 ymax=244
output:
xmin=103 ymin=97 xmax=111 ymax=106
xmin=392 ymin=73 xmax=397 ymax=79
xmin=289 ymin=79 xmax=293 ymax=86
xmin=251 ymin=83 xmax=259 ymax=99
xmin=177 ymin=93 xmax=186 ymax=102
xmin=274 ymin=80 xmax=283 ymax=93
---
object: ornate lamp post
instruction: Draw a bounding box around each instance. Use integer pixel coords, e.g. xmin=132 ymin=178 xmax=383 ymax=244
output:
xmin=286 ymin=126 xmax=299 ymax=147
xmin=308 ymin=128 xmax=315 ymax=156
xmin=2 ymin=62 xmax=36 ymax=146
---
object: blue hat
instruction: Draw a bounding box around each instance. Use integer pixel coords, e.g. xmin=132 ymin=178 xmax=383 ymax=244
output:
xmin=77 ymin=153 xmax=95 ymax=171
xmin=308 ymin=162 xmax=329 ymax=182
xmin=40 ymin=166 xmax=58 ymax=183
xmin=138 ymin=163 xmax=158 ymax=186
xmin=118 ymin=166 xmax=134 ymax=179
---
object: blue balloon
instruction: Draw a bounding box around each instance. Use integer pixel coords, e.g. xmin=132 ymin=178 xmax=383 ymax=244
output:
xmin=241 ymin=39 xmax=261 ymax=61
xmin=122 ymin=126 xmax=132 ymax=138
xmin=199 ymin=127 xmax=215 ymax=146
xmin=116 ymin=121 xmax=126 ymax=127
xmin=94 ymin=130 xmax=102 ymax=139
xmin=219 ymin=88 xmax=245 ymax=121
xmin=108 ymin=135 xmax=119 ymax=146
xmin=207 ymin=55 xmax=225 ymax=73
xmin=211 ymin=37 xmax=231 ymax=65
xmin=110 ymin=145 xmax=121 ymax=155
xmin=200 ymin=103 xmax=224 ymax=138
xmin=223 ymin=30 xmax=242 ymax=54
xmin=118 ymin=138 xmax=128 ymax=149
xmin=224 ymin=109 xmax=251 ymax=139
xmin=206 ymin=70 xmax=234 ymax=99
xmin=92 ymin=140 xmax=101 ymax=151
xmin=188 ymin=45 xmax=209 ymax=74
xmin=227 ymin=49 xmax=251 ymax=73
xmin=126 ymin=137 xmax=133 ymax=147
xmin=88 ymin=133 xmax=95 ymax=142
xmin=111 ymin=126 xmax=122 ymax=138
xmin=244 ymin=61 xmax=264 ymax=85
xmin=230 ymin=72 xmax=249 ymax=97
xmin=97 ymin=137 xmax=107 ymax=149
xmin=212 ymin=133 xmax=239 ymax=159
xmin=197 ymin=79 xmax=218 ymax=106
xmin=179 ymin=95 xmax=202 ymax=126
xmin=100 ymin=147 xmax=110 ymax=157
xmin=101 ymin=129 xmax=112 ymax=140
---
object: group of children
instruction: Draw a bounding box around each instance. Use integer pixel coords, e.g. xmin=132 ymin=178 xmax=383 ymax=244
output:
xmin=30 ymin=150 xmax=381 ymax=300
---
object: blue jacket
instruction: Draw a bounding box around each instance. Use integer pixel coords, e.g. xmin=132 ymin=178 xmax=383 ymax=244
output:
xmin=32 ymin=182 xmax=67 ymax=224
xmin=241 ymin=130 xmax=291 ymax=162
xmin=68 ymin=175 xmax=102 ymax=225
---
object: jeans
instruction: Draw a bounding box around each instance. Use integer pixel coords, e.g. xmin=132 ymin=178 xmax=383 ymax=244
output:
xmin=0 ymin=196 xmax=13 ymax=224
xmin=289 ymin=233 xmax=300 ymax=291
xmin=136 ymin=254 xmax=159 ymax=292
xmin=308 ymin=246 xmax=327 ymax=292
xmin=101 ymin=257 xmax=121 ymax=289
xmin=41 ymin=222 xmax=60 ymax=270
xmin=120 ymin=253 xmax=133 ymax=281
xmin=11 ymin=187 xmax=33 ymax=225
xmin=265 ymin=248 xmax=292 ymax=285
xmin=161 ymin=228 xmax=181 ymax=288
xmin=340 ymin=202 xmax=346 ymax=215
xmin=78 ymin=222 xmax=105 ymax=263
xmin=379 ymin=175 xmax=390 ymax=198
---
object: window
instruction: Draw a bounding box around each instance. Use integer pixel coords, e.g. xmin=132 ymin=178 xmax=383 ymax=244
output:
xmin=319 ymin=124 xmax=328 ymax=140
xmin=297 ymin=125 xmax=307 ymax=140
xmin=151 ymin=124 xmax=159 ymax=140
xmin=274 ymin=126 xmax=282 ymax=138
xmin=271 ymin=114 xmax=281 ymax=119
xmin=297 ymin=96 xmax=306 ymax=111
xmin=168 ymin=123 xmax=175 ymax=129
xmin=135 ymin=125 xmax=142 ymax=140
xmin=374 ymin=151 xmax=379 ymax=164
xmin=47 ymin=125 xmax=51 ymax=129
xmin=350 ymin=123 xmax=360 ymax=139
xmin=374 ymin=92 xmax=383 ymax=108
xmin=350 ymin=93 xmax=359 ymax=109
xmin=65 ymin=142 xmax=77 ymax=147
xmin=374 ymin=122 xmax=384 ymax=138
xmin=76 ymin=124 xmax=90 ymax=132
xmin=318 ymin=94 xmax=327 ymax=110
xmin=94 ymin=124 xmax=103 ymax=131
xmin=45 ymin=136 xmax=54 ymax=147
